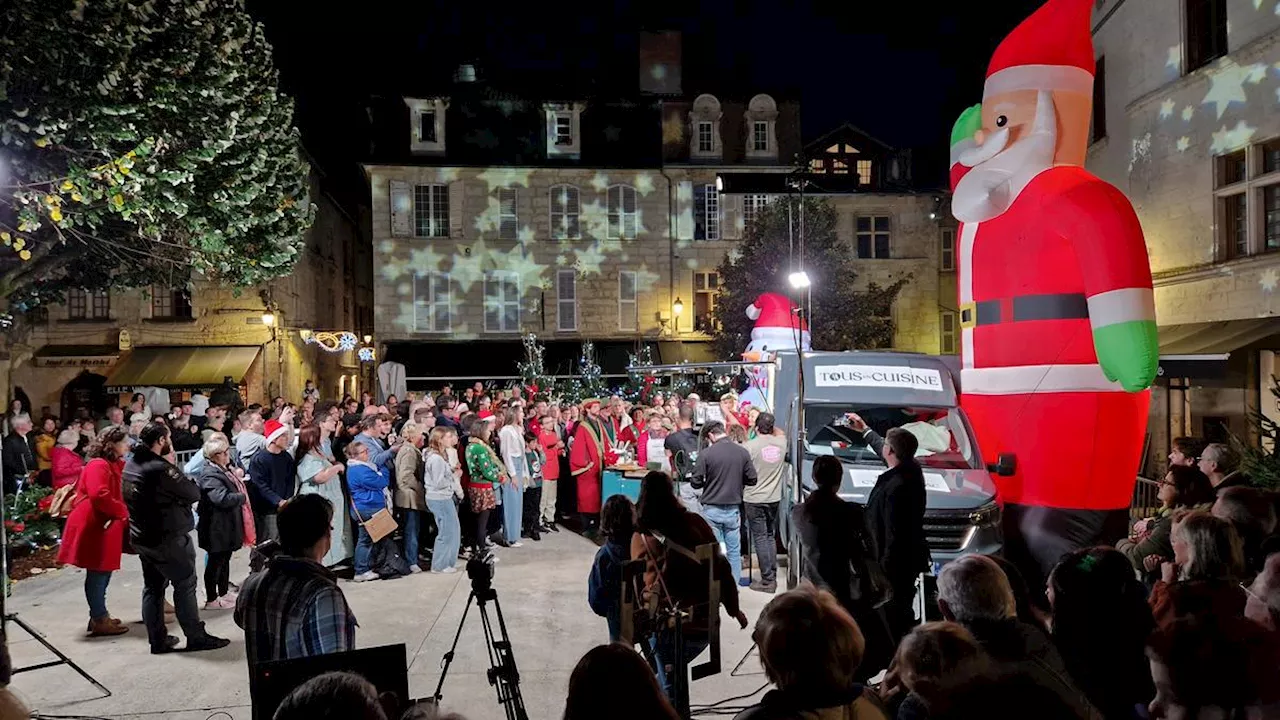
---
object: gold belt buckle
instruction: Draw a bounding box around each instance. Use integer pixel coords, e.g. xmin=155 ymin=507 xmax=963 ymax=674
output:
xmin=959 ymin=302 xmax=977 ymax=330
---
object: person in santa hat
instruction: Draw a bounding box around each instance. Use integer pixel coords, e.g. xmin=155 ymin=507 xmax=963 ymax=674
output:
xmin=570 ymin=398 xmax=610 ymax=537
xmin=247 ymin=418 xmax=298 ymax=543
xmin=948 ymin=0 xmax=1158 ymax=583
xmin=739 ymin=292 xmax=810 ymax=411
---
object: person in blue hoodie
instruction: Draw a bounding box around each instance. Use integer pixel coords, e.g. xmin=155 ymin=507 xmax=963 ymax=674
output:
xmin=588 ymin=494 xmax=636 ymax=642
xmin=344 ymin=440 xmax=389 ymax=582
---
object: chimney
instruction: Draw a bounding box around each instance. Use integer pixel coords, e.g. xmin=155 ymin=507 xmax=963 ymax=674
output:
xmin=639 ymin=31 xmax=682 ymax=95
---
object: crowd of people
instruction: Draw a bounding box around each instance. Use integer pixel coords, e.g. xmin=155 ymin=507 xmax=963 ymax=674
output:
xmin=11 ymin=382 xmax=1280 ymax=719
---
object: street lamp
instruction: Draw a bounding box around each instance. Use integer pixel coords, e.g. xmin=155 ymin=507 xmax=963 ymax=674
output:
xmin=261 ymin=311 xmax=276 ymax=327
xmin=673 ymin=297 xmax=684 ymax=334
xmin=788 ymin=270 xmax=811 ymax=289
xmin=363 ymin=334 xmax=372 ymax=344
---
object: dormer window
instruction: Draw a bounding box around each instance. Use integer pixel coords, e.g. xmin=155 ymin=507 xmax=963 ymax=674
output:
xmin=545 ymin=102 xmax=584 ymax=158
xmin=744 ymin=94 xmax=778 ymax=160
xmin=689 ymin=94 xmax=723 ymax=160
xmin=405 ymin=97 xmax=446 ymax=155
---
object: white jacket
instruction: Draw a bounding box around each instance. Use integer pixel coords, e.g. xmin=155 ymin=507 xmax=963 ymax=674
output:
xmin=498 ymin=424 xmax=526 ymax=483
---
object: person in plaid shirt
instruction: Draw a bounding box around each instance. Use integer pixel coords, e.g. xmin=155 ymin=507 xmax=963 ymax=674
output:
xmin=234 ymin=494 xmax=357 ymax=666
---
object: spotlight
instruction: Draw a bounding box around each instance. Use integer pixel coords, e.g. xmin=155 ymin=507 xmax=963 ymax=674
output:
xmin=788 ymin=271 xmax=811 ymax=289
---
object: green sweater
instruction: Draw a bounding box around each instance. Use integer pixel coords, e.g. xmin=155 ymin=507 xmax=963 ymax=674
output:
xmin=465 ymin=439 xmax=504 ymax=489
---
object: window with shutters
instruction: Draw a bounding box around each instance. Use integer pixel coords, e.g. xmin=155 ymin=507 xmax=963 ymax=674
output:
xmin=743 ymin=194 xmax=771 ymax=231
xmin=413 ymin=272 xmax=451 ymax=333
xmin=694 ymin=271 xmax=719 ymax=332
xmin=484 ymin=271 xmax=521 ymax=333
xmin=498 ymin=188 xmax=518 ymax=240
xmin=940 ymin=228 xmax=956 ymax=272
xmin=550 ymin=185 xmax=581 ymax=239
xmin=413 ymin=184 xmax=449 ymax=237
xmin=618 ymin=271 xmax=638 ymax=331
xmin=940 ymin=311 xmax=957 ymax=355
xmin=695 ymin=184 xmax=719 ymax=241
xmin=856 ymin=216 xmax=891 ymax=259
xmin=557 ymin=269 xmax=577 ymax=332
xmin=607 ymin=185 xmax=638 ymax=239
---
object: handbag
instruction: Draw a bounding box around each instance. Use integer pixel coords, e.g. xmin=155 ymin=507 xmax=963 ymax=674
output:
xmin=50 ymin=481 xmax=82 ymax=518
xmin=352 ymin=495 xmax=398 ymax=544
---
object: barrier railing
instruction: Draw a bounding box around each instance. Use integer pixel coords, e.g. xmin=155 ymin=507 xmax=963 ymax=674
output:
xmin=1130 ymin=476 xmax=1160 ymax=522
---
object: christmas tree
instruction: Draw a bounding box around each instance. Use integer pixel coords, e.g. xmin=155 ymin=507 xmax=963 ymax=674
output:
xmin=624 ymin=345 xmax=657 ymax=403
xmin=517 ymin=333 xmax=555 ymax=401
xmin=565 ymin=339 xmax=608 ymax=404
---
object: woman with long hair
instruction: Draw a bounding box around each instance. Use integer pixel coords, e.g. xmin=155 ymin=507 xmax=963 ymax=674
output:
xmin=497 ymin=406 xmax=526 ymax=547
xmin=463 ymin=415 xmax=503 ymax=562
xmin=1117 ymin=465 xmax=1215 ymax=582
xmin=195 ymin=433 xmax=250 ymax=609
xmin=1047 ymin=547 xmax=1155 ymax=719
xmin=563 ymin=643 xmax=680 ymax=720
xmin=56 ymin=425 xmax=131 ymax=636
xmin=1149 ymin=510 xmax=1248 ymax=629
xmin=424 ymin=426 xmax=464 ymax=573
xmin=295 ymin=423 xmax=352 ymax=567
xmin=393 ymin=421 xmax=427 ymax=571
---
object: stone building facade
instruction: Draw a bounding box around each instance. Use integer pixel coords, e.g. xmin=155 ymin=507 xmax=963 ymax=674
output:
xmin=1089 ymin=0 xmax=1280 ymax=472
xmin=6 ymin=172 xmax=371 ymax=418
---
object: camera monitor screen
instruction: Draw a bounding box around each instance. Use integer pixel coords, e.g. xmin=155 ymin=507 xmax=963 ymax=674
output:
xmin=250 ymin=644 xmax=410 ymax=720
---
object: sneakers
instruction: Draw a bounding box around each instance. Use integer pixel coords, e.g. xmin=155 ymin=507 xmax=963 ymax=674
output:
xmin=508 ymin=541 xmax=524 ymax=548
xmin=543 ymin=521 xmax=559 ymax=533
xmin=352 ymin=571 xmax=380 ymax=582
xmin=204 ymin=597 xmax=236 ymax=610
xmin=432 ymin=566 xmax=459 ymax=574
xmin=409 ymin=565 xmax=422 ymax=574
xmin=221 ymin=590 xmax=239 ymax=603
xmin=184 ymin=634 xmax=231 ymax=653
xmin=86 ymin=617 xmax=129 ymax=637
xmin=749 ymin=580 xmax=778 ymax=594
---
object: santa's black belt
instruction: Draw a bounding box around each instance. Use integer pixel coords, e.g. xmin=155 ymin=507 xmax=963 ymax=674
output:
xmin=959 ymin=293 xmax=1089 ymax=329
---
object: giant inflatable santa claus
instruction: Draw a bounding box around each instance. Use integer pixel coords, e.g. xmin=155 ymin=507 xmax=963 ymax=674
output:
xmin=948 ymin=0 xmax=1159 ymax=580
xmin=739 ymin=292 xmax=810 ymax=411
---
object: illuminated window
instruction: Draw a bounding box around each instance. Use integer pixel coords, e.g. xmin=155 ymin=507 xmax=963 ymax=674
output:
xmin=695 ymin=184 xmax=719 ymax=241
xmin=557 ymin=269 xmax=577 ymax=332
xmin=694 ymin=271 xmax=719 ymax=332
xmin=618 ymin=270 xmax=638 ymax=332
xmin=1185 ymin=0 xmax=1227 ymax=73
xmin=697 ymin=122 xmax=713 ymax=153
xmin=413 ymin=271 xmax=451 ymax=333
xmin=413 ymin=184 xmax=449 ymax=237
xmin=856 ymin=216 xmax=891 ymax=259
xmin=555 ymin=115 xmax=573 ymax=146
xmin=743 ymin=194 xmax=771 ymax=231
xmin=752 ymin=121 xmax=769 ymax=152
xmin=809 ymin=158 xmax=825 ymax=173
xmin=856 ymin=160 xmax=873 ymax=185
xmin=152 ymin=287 xmax=192 ymax=319
xmin=940 ymin=228 xmax=955 ymax=271
xmin=484 ymin=271 xmax=520 ymax=332
xmin=832 ymin=158 xmax=849 ymax=174
xmin=607 ymin=185 xmax=638 ymax=239
xmin=550 ymin=185 xmax=581 ymax=239
xmin=498 ymin=188 xmax=518 ymax=240
xmin=418 ymin=111 xmax=437 ymax=143
xmin=940 ymin=311 xmax=957 ymax=355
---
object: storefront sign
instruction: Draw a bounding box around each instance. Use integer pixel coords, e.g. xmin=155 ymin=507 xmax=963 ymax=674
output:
xmin=814 ymin=365 xmax=945 ymax=392
xmin=34 ymin=355 xmax=116 ymax=368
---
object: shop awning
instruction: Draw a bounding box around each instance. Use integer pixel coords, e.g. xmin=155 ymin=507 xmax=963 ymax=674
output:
xmin=106 ymin=346 xmax=260 ymax=391
xmin=1158 ymin=318 xmax=1280 ymax=379
xmin=32 ymin=344 xmax=119 ymax=368
xmin=657 ymin=341 xmax=721 ymax=365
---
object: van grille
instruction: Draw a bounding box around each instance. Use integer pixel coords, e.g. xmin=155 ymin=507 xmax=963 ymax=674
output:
xmin=923 ymin=512 xmax=975 ymax=553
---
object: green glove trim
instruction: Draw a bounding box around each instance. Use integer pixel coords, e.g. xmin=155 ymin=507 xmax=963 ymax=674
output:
xmin=1093 ymin=320 xmax=1159 ymax=392
xmin=950 ymin=104 xmax=983 ymax=147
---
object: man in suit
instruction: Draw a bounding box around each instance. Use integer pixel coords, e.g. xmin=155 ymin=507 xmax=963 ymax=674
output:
xmin=846 ymin=413 xmax=929 ymax=642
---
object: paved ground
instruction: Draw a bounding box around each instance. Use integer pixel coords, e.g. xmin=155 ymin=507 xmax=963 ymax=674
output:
xmin=8 ymin=529 xmax=776 ymax=720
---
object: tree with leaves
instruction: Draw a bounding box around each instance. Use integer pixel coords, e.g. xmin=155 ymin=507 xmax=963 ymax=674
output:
xmin=0 ymin=0 xmax=314 ymax=316
xmin=710 ymin=197 xmax=906 ymax=359
xmin=1231 ymin=374 xmax=1280 ymax=490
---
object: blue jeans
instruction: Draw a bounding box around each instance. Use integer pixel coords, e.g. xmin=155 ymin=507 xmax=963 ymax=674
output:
xmin=427 ymin=498 xmax=460 ymax=572
xmin=352 ymin=508 xmax=378 ymax=574
xmin=84 ymin=569 xmax=112 ymax=620
xmin=401 ymin=509 xmax=421 ymax=563
xmin=701 ymin=504 xmax=742 ymax=585
xmin=501 ymin=482 xmax=523 ymax=543
xmin=650 ymin=630 xmax=709 ymax=706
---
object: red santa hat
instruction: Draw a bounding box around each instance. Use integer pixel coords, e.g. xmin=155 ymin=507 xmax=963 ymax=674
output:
xmin=745 ymin=292 xmax=810 ymax=350
xmin=264 ymin=419 xmax=289 ymax=445
xmin=984 ymin=0 xmax=1095 ymax=98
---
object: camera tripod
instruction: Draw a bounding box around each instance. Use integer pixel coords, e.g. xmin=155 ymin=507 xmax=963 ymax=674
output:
xmin=432 ymin=566 xmax=527 ymax=720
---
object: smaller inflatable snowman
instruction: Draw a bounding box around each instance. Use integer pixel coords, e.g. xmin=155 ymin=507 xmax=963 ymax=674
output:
xmin=738 ymin=292 xmax=811 ymax=412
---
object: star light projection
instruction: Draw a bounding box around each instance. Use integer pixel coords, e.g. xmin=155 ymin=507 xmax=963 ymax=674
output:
xmin=1200 ymin=59 xmax=1268 ymax=119
xmin=380 ymin=167 xmax=718 ymax=338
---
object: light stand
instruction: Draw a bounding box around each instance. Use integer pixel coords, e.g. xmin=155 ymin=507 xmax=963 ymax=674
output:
xmin=0 ymin=440 xmax=110 ymax=699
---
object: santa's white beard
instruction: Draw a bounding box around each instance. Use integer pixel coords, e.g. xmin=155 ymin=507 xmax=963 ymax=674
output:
xmin=953 ymin=93 xmax=1058 ymax=223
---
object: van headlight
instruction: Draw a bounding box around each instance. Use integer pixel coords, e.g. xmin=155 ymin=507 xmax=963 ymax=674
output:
xmin=969 ymin=501 xmax=1001 ymax=528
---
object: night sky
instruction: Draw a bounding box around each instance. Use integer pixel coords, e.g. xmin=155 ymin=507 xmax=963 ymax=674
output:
xmin=248 ymin=0 xmax=1045 ymax=203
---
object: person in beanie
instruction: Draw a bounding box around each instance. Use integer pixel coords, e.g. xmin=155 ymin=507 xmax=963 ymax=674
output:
xmin=247 ymin=418 xmax=297 ymax=542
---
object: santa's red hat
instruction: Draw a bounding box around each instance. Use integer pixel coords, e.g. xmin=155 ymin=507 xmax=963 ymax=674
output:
xmin=745 ymin=292 xmax=810 ymax=350
xmin=264 ymin=419 xmax=289 ymax=445
xmin=984 ymin=0 xmax=1095 ymax=98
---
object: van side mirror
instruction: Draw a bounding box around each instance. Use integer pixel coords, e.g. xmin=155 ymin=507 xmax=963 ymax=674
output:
xmin=988 ymin=453 xmax=1016 ymax=477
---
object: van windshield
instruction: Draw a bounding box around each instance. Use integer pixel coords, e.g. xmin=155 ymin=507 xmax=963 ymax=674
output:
xmin=804 ymin=405 xmax=980 ymax=470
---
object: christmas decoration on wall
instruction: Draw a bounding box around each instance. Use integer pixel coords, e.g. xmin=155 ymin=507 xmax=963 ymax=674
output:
xmin=304 ymin=331 xmax=360 ymax=353
xmin=358 ymin=347 xmax=376 ymax=363
xmin=517 ymin=333 xmax=556 ymax=401
xmin=948 ymin=0 xmax=1158 ymax=578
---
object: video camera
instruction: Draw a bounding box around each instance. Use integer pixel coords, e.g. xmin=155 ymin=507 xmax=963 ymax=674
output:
xmin=467 ymin=555 xmax=495 ymax=594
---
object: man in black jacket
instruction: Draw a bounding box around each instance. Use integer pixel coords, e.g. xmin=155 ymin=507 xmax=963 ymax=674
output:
xmin=691 ymin=421 xmax=757 ymax=587
xmin=1 ymin=414 xmax=36 ymax=495
xmin=847 ymin=413 xmax=928 ymax=641
xmin=123 ymin=422 xmax=230 ymax=654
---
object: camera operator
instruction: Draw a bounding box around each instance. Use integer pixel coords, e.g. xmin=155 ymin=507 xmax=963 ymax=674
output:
xmin=631 ymin=471 xmax=748 ymax=704
xmin=690 ymin=421 xmax=757 ymax=586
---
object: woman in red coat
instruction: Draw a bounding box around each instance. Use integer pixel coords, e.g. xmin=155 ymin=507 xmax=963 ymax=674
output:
xmin=50 ymin=428 xmax=84 ymax=490
xmin=57 ymin=425 xmax=131 ymax=637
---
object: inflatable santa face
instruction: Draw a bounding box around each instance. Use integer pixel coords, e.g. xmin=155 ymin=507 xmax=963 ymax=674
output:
xmin=947 ymin=0 xmax=1159 ymax=578
xmin=739 ymin=292 xmax=809 ymax=411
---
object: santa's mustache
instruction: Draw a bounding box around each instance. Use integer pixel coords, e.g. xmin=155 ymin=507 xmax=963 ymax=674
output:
xmin=958 ymin=127 xmax=1010 ymax=168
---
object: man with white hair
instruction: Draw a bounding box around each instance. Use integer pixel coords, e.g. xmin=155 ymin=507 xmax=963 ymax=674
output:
xmin=936 ymin=555 xmax=1089 ymax=714
xmin=1 ymin=414 xmax=36 ymax=494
